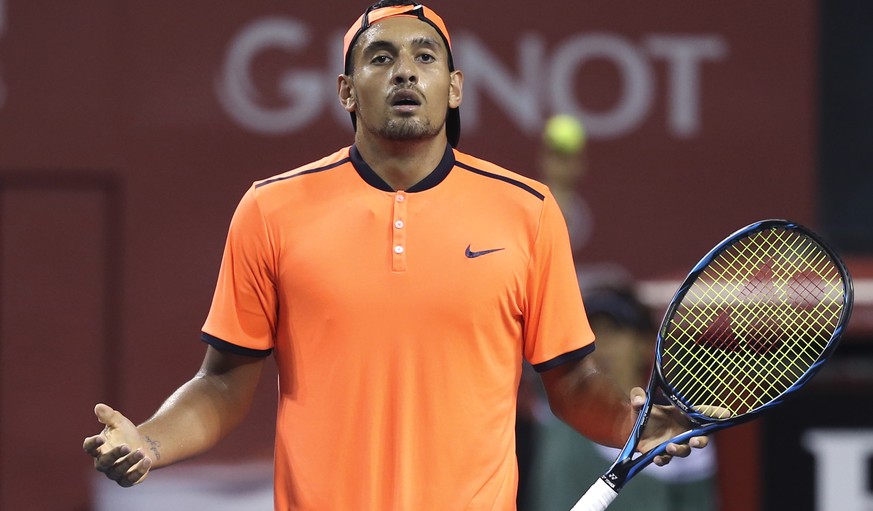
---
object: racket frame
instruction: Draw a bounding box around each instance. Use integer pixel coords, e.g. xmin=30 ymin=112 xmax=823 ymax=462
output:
xmin=596 ymin=219 xmax=853 ymax=492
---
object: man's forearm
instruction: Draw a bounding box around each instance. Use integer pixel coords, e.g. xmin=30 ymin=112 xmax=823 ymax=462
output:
xmin=136 ymin=367 xmax=259 ymax=468
xmin=541 ymin=357 xmax=634 ymax=448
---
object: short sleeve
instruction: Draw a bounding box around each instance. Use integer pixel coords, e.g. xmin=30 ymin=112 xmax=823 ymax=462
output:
xmin=523 ymin=191 xmax=595 ymax=371
xmin=201 ymin=184 xmax=277 ymax=355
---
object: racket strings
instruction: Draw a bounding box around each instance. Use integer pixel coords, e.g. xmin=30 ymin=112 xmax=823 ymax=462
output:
xmin=671 ymin=233 xmax=841 ymax=412
xmin=660 ymin=227 xmax=846 ymax=418
xmin=675 ymin=242 xmax=835 ymax=413
xmin=668 ymin=258 xmax=816 ymax=407
xmin=713 ymin=241 xmax=840 ymax=383
xmin=667 ymin=303 xmax=801 ymax=413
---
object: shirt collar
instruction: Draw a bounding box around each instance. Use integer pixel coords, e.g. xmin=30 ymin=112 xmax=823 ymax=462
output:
xmin=349 ymin=143 xmax=455 ymax=192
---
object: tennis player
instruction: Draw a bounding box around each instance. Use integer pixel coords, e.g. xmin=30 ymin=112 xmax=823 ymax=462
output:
xmin=83 ymin=2 xmax=709 ymax=509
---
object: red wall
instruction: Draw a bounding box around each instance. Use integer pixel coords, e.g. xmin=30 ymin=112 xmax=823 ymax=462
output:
xmin=0 ymin=1 xmax=821 ymax=509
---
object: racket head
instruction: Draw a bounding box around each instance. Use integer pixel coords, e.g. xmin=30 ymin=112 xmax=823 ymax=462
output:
xmin=653 ymin=219 xmax=853 ymax=426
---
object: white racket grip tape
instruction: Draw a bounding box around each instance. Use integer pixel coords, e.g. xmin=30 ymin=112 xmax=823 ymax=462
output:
xmin=569 ymin=478 xmax=618 ymax=511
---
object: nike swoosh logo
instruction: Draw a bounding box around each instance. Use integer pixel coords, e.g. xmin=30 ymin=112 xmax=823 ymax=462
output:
xmin=465 ymin=244 xmax=505 ymax=258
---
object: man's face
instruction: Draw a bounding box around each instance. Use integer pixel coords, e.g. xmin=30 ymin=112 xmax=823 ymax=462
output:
xmin=343 ymin=16 xmax=461 ymax=143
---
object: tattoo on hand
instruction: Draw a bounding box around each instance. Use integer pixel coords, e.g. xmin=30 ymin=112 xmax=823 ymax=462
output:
xmin=144 ymin=436 xmax=162 ymax=461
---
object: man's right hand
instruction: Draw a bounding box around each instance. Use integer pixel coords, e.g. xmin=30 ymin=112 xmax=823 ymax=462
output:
xmin=82 ymin=404 xmax=152 ymax=487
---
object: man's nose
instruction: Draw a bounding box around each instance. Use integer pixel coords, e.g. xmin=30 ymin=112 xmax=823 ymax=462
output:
xmin=393 ymin=54 xmax=418 ymax=84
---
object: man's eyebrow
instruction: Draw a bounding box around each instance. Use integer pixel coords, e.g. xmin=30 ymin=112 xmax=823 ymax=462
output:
xmin=361 ymin=36 xmax=443 ymax=55
xmin=410 ymin=36 xmax=442 ymax=50
xmin=361 ymin=40 xmax=398 ymax=55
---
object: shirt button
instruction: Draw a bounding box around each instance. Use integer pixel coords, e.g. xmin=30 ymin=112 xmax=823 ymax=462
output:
xmin=394 ymin=245 xmax=404 ymax=254
xmin=395 ymin=194 xmax=405 ymax=202
xmin=394 ymin=220 xmax=404 ymax=229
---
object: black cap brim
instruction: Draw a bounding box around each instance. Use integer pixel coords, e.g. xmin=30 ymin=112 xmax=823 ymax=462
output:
xmin=446 ymin=107 xmax=460 ymax=148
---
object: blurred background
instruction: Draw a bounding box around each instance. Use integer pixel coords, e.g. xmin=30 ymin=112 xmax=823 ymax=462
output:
xmin=0 ymin=0 xmax=871 ymax=509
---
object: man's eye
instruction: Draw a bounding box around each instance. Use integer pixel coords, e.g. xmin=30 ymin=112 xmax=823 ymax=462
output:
xmin=418 ymin=53 xmax=435 ymax=63
xmin=372 ymin=55 xmax=391 ymax=64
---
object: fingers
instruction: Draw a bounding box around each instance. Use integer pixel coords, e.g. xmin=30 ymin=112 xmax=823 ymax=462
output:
xmin=667 ymin=442 xmax=691 ymax=457
xmin=653 ymin=454 xmax=672 ymax=466
xmin=93 ymin=444 xmax=132 ymax=473
xmin=653 ymin=444 xmax=684 ymax=466
xmin=86 ymin=403 xmax=150 ymax=487
xmin=629 ymin=387 xmax=646 ymax=408
xmin=689 ymin=436 xmax=708 ymax=449
xmin=654 ymin=437 xmax=709 ymax=466
xmin=82 ymin=434 xmax=106 ymax=457
xmin=118 ymin=455 xmax=151 ymax=487
xmin=95 ymin=445 xmax=152 ymax=487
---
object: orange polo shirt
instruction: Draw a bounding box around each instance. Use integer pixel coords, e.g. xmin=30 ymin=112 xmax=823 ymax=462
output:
xmin=202 ymin=144 xmax=594 ymax=510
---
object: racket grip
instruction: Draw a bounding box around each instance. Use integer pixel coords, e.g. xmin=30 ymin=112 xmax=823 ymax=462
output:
xmin=569 ymin=478 xmax=618 ymax=511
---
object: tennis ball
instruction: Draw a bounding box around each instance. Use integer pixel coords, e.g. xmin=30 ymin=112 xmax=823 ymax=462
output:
xmin=543 ymin=114 xmax=586 ymax=154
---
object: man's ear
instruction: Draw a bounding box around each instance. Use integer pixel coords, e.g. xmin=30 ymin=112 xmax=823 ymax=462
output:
xmin=337 ymin=74 xmax=356 ymax=113
xmin=448 ymin=70 xmax=464 ymax=109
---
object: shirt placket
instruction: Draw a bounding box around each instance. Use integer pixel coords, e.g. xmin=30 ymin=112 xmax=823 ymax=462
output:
xmin=391 ymin=192 xmax=408 ymax=272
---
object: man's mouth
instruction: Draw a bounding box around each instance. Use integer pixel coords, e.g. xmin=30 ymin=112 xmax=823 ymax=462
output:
xmin=390 ymin=90 xmax=422 ymax=110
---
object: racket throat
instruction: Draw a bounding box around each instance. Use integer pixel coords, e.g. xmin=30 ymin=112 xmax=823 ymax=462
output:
xmin=601 ymin=459 xmax=636 ymax=492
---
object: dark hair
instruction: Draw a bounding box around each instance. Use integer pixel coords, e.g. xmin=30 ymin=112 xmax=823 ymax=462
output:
xmin=584 ymin=285 xmax=655 ymax=333
xmin=371 ymin=0 xmax=416 ymax=8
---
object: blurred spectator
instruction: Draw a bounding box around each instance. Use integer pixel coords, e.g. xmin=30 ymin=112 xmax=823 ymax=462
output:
xmin=516 ymin=113 xmax=593 ymax=509
xmin=524 ymin=283 xmax=719 ymax=511
xmin=539 ymin=114 xmax=593 ymax=258
xmin=516 ymin=114 xmax=592 ymax=509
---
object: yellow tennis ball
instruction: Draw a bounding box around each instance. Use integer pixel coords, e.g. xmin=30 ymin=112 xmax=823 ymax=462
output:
xmin=543 ymin=114 xmax=586 ymax=154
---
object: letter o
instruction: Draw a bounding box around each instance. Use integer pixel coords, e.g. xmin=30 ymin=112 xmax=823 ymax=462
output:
xmin=550 ymin=33 xmax=653 ymax=139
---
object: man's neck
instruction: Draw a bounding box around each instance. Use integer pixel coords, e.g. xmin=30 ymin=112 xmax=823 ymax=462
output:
xmin=353 ymin=134 xmax=449 ymax=191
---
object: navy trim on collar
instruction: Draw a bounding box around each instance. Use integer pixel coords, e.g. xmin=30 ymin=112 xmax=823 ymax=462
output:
xmin=350 ymin=144 xmax=455 ymax=192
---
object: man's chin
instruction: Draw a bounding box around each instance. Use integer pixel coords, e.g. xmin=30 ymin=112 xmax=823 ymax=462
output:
xmin=379 ymin=120 xmax=441 ymax=142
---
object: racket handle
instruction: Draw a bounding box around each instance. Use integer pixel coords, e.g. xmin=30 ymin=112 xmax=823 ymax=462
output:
xmin=569 ymin=478 xmax=618 ymax=511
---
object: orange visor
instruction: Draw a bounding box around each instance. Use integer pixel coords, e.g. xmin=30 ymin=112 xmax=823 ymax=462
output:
xmin=343 ymin=4 xmax=454 ymax=75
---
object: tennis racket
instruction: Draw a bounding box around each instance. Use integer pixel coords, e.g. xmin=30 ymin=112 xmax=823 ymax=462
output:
xmin=571 ymin=219 xmax=853 ymax=511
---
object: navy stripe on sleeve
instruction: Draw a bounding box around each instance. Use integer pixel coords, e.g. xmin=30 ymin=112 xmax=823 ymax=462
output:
xmin=532 ymin=343 xmax=596 ymax=373
xmin=255 ymin=158 xmax=351 ymax=189
xmin=201 ymin=332 xmax=274 ymax=358
xmin=455 ymin=161 xmax=545 ymax=200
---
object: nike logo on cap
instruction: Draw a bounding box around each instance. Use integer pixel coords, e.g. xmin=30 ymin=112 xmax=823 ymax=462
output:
xmin=465 ymin=244 xmax=505 ymax=258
